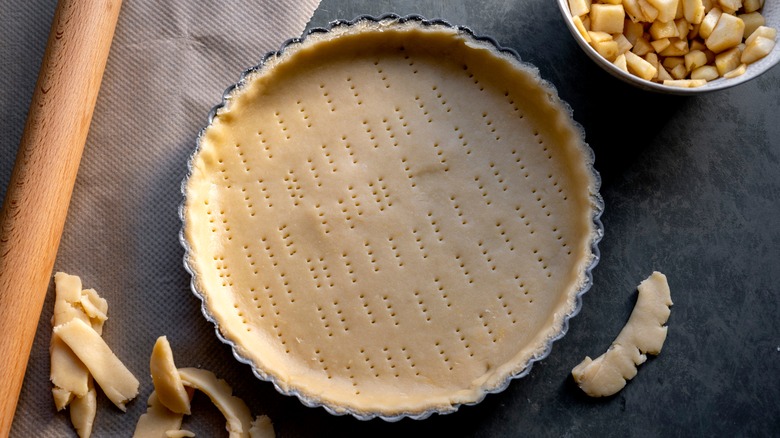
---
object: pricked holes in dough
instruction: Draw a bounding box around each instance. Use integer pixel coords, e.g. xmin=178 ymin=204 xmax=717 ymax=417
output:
xmin=273 ymin=111 xmax=291 ymax=140
xmin=320 ymin=85 xmax=335 ymax=112
xmin=388 ymin=236 xmax=403 ymax=268
xmin=381 ymin=295 xmax=400 ymax=327
xmin=433 ymin=277 xmax=451 ymax=308
xmin=474 ymin=175 xmax=491 ymax=207
xmin=449 ymin=195 xmax=467 ymax=226
xmin=400 ymin=157 xmax=417 ymax=189
xmin=411 ymin=228 xmax=427 ymax=259
xmin=341 ymin=252 xmax=356 ymax=284
xmin=455 ymin=327 xmax=475 ymax=358
xmin=364 ymin=240 xmax=379 ymax=273
xmin=431 ymin=142 xmax=448 ymax=171
xmin=414 ymin=95 xmax=433 ymax=124
xmin=414 ymin=290 xmax=431 ymax=323
xmin=478 ymin=313 xmax=497 ymax=344
xmin=454 ymin=254 xmax=473 ymax=284
xmin=392 ymin=106 xmax=411 ymax=136
xmin=453 ymin=126 xmax=470 ymax=155
xmin=283 ymin=170 xmax=303 ymax=207
xmin=477 ymin=240 xmax=496 ymax=271
xmin=345 ymin=77 xmax=362 ymax=106
xmin=488 ymin=162 xmax=508 ymax=192
xmin=495 ymin=221 xmax=515 ymax=252
xmin=435 ymin=341 xmax=453 ymax=371
xmin=362 ymin=119 xmax=378 ymax=149
xmin=426 ymin=211 xmax=443 ymax=243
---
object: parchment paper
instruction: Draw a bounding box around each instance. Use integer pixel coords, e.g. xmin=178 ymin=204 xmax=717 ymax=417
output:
xmin=2 ymin=0 xmax=321 ymax=435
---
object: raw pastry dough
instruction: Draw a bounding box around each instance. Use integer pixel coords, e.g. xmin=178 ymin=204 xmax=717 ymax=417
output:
xmin=248 ymin=415 xmax=274 ymax=438
xmin=571 ymin=271 xmax=672 ymax=397
xmin=51 ymin=273 xmax=91 ymax=402
xmin=177 ymin=368 xmax=254 ymax=438
xmin=54 ymin=318 xmax=140 ymax=411
xmin=69 ymin=378 xmax=97 ymax=438
xmin=133 ymin=392 xmax=185 ymax=438
xmin=150 ymin=336 xmax=191 ymax=414
xmin=184 ymin=17 xmax=599 ymax=417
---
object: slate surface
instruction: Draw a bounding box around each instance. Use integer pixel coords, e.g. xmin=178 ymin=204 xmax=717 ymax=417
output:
xmin=2 ymin=0 xmax=779 ymax=436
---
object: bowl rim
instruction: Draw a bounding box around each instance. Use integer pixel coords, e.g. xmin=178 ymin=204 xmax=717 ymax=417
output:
xmin=556 ymin=0 xmax=780 ymax=95
xmin=179 ymin=13 xmax=605 ymax=422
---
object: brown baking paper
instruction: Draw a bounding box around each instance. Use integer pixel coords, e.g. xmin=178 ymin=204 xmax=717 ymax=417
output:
xmin=1 ymin=0 xmax=321 ymax=435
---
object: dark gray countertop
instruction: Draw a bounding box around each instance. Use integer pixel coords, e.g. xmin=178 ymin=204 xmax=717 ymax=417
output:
xmin=3 ymin=0 xmax=778 ymax=436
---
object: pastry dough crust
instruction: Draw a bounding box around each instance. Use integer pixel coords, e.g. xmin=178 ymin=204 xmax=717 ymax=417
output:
xmin=184 ymin=19 xmax=598 ymax=416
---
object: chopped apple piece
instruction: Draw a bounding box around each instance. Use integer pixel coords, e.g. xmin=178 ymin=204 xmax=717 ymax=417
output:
xmin=718 ymin=0 xmax=742 ymax=14
xmin=657 ymin=63 xmax=674 ymax=80
xmin=705 ymin=13 xmax=744 ymax=52
xmin=664 ymin=78 xmax=707 ymax=86
xmin=645 ymin=53 xmax=661 ymax=79
xmin=741 ymin=36 xmax=775 ymax=64
xmin=624 ymin=0 xmax=645 ymax=22
xmin=723 ymin=62 xmax=747 ymax=77
xmin=715 ymin=46 xmax=743 ymax=74
xmin=624 ymin=19 xmax=645 ymax=44
xmin=647 ymin=0 xmax=680 ymax=22
xmin=626 ymin=51 xmax=659 ymax=80
xmin=632 ymin=37 xmax=655 ymax=55
xmin=699 ymin=7 xmax=723 ymax=39
xmin=683 ymin=0 xmax=705 ymax=24
xmin=595 ymin=40 xmax=620 ymax=61
xmin=685 ymin=50 xmax=708 ymax=71
xmin=675 ymin=18 xmax=691 ymax=39
xmin=639 ymin=0 xmax=661 ymax=21
xmin=573 ymin=16 xmax=591 ymax=42
xmin=663 ymin=56 xmax=686 ymax=69
xmin=591 ymin=4 xmax=626 ymax=34
xmin=659 ymin=38 xmax=690 ymax=56
xmin=651 ymin=38 xmax=672 ymax=52
xmin=614 ymin=33 xmax=634 ymax=54
xmin=739 ymin=12 xmax=765 ymax=40
xmin=691 ymin=65 xmax=719 ymax=80
xmin=650 ymin=20 xmax=680 ymax=39
xmin=742 ymin=0 xmax=763 ymax=13
xmin=614 ymin=53 xmax=629 ymax=71
xmin=569 ymin=0 xmax=592 ymax=17
xmin=670 ymin=62 xmax=689 ymax=78
xmin=745 ymin=25 xmax=776 ymax=47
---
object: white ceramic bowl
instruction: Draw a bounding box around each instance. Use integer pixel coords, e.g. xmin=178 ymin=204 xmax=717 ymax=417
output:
xmin=556 ymin=0 xmax=780 ymax=94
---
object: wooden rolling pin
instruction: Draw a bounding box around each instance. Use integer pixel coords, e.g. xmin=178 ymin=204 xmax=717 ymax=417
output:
xmin=0 ymin=0 xmax=122 ymax=434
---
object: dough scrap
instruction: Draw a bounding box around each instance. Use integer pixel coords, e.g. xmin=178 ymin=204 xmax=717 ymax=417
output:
xmin=80 ymin=288 xmax=108 ymax=322
xmin=177 ymin=368 xmax=254 ymax=438
xmin=572 ymin=271 xmax=672 ymax=397
xmin=54 ymin=318 xmax=140 ymax=411
xmin=249 ymin=415 xmax=274 ymax=438
xmin=70 ymin=378 xmax=97 ymax=438
xmin=166 ymin=431 xmax=195 ymax=438
xmin=51 ymin=273 xmax=91 ymax=401
xmin=133 ymin=392 xmax=185 ymax=438
xmin=150 ymin=336 xmax=191 ymax=414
